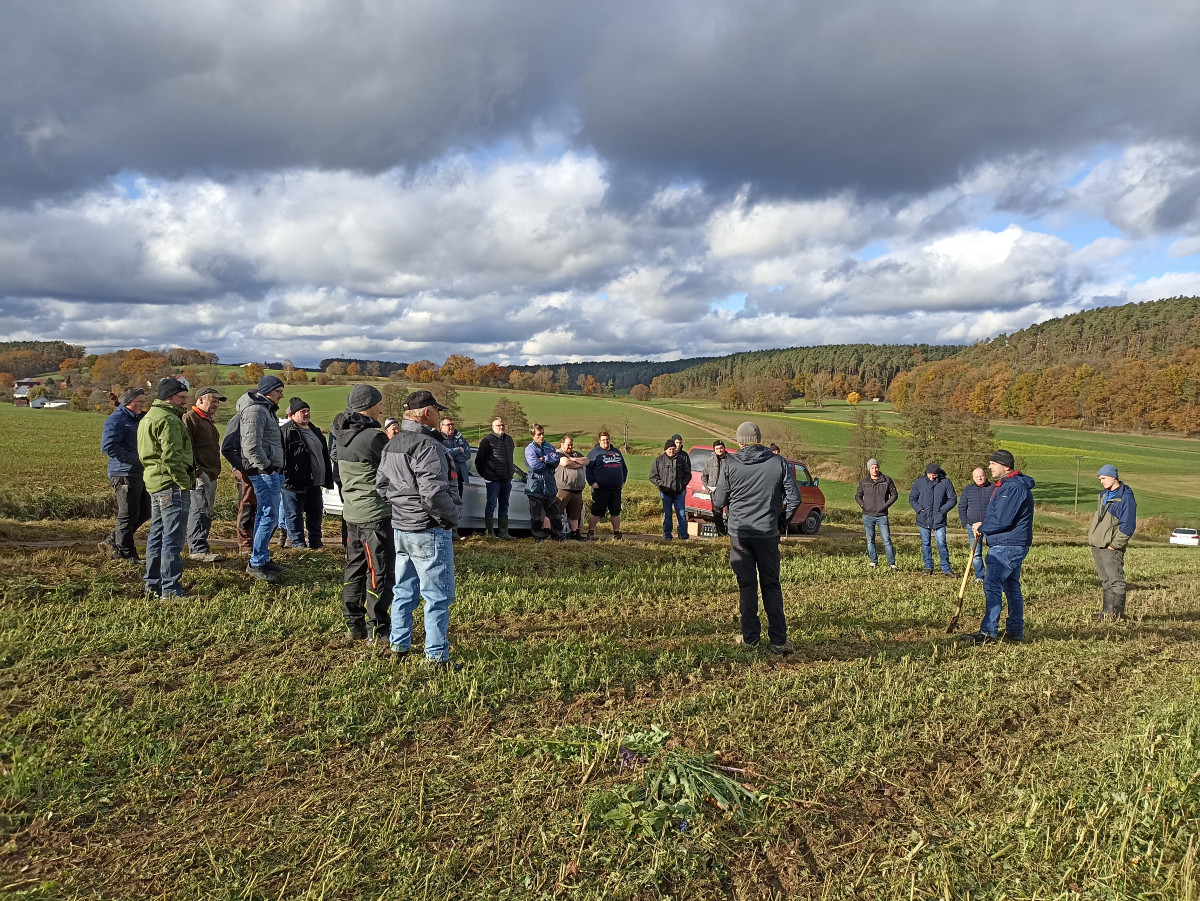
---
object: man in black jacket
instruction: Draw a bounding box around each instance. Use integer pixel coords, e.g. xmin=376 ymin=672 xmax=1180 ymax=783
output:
xmin=475 ymin=416 xmax=517 ymax=539
xmin=713 ymin=421 xmax=802 ymax=654
xmin=855 ymin=458 xmax=898 ymax=570
xmin=650 ymin=440 xmax=691 ymax=540
xmin=280 ymin=397 xmax=334 ymax=549
xmin=958 ymin=467 xmax=992 ymax=583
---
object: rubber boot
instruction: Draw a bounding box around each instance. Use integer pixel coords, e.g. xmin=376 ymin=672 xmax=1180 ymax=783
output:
xmin=1092 ymin=589 xmax=1113 ymax=621
xmin=498 ymin=516 xmax=513 ymax=541
xmin=484 ymin=515 xmax=495 ymax=538
xmin=1111 ymin=587 xmax=1127 ymax=620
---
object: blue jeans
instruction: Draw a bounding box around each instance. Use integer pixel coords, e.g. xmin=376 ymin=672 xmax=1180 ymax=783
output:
xmin=391 ymin=528 xmax=455 ymax=661
xmin=919 ymin=525 xmax=950 ymax=573
xmin=145 ymin=486 xmax=189 ymax=598
xmin=980 ymin=544 xmax=1029 ymax=638
xmin=862 ymin=514 xmax=895 ymax=565
xmin=484 ymin=479 xmax=512 ymax=518
xmin=965 ymin=527 xmax=985 ymax=579
xmin=249 ymin=472 xmax=284 ymax=567
xmin=661 ymin=491 xmax=687 ymax=538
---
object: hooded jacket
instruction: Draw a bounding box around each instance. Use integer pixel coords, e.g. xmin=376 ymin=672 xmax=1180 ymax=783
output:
xmin=137 ymin=399 xmax=194 ymax=493
xmin=585 ymin=444 xmax=627 ymax=490
xmin=524 ymin=440 xmax=560 ymax=499
xmin=980 ymin=472 xmax=1036 ymax=547
xmin=855 ymin=473 xmax=898 ymax=516
xmin=908 ymin=470 xmax=958 ymax=529
xmin=329 ymin=413 xmax=390 ymax=524
xmin=1088 ymin=482 xmax=1136 ymax=550
xmin=237 ymin=391 xmax=285 ymax=475
xmin=101 ymin=404 xmax=145 ymax=478
xmin=711 ymin=445 xmax=802 ymax=538
xmin=376 ymin=419 xmax=461 ymax=531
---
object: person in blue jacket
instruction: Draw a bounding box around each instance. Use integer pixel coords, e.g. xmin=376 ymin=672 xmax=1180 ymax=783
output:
xmin=99 ymin=388 xmax=150 ymax=561
xmin=958 ymin=467 xmax=992 ymax=583
xmin=960 ymin=449 xmax=1035 ymax=645
xmin=909 ymin=463 xmax=958 ymax=575
xmin=524 ymin=424 xmax=563 ymax=541
xmin=1087 ymin=464 xmax=1136 ymax=621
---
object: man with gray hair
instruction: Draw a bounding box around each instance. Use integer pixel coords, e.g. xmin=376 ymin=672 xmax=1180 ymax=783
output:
xmin=376 ymin=390 xmax=462 ymax=665
xmin=712 ymin=421 xmax=802 ymax=655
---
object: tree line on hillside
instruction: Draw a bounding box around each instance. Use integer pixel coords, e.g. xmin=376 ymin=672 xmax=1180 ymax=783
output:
xmin=887 ymin=297 xmax=1200 ymax=434
xmin=647 ymin=343 xmax=964 ymax=401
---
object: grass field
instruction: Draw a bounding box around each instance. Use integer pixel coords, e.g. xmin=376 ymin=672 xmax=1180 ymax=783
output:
xmin=3 ymin=393 xmax=1200 ymax=897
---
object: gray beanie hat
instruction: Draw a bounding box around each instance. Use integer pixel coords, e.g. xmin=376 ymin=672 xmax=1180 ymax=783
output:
xmin=866 ymin=458 xmax=879 ymax=469
xmin=735 ymin=421 xmax=761 ymax=444
xmin=1097 ymin=464 xmax=1118 ymax=479
xmin=347 ymin=383 xmax=383 ymax=412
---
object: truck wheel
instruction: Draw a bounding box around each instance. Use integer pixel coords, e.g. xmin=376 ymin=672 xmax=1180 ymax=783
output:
xmin=799 ymin=511 xmax=821 ymax=534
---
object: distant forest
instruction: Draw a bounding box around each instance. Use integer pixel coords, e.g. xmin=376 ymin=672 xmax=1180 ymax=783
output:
xmin=888 ymin=296 xmax=1200 ymax=433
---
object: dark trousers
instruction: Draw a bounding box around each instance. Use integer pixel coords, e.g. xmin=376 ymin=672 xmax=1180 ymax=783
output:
xmin=529 ymin=495 xmax=562 ymax=539
xmin=713 ymin=506 xmax=727 ymax=536
xmin=110 ymin=474 xmax=151 ymax=558
xmin=343 ymin=519 xmax=395 ymax=635
xmin=233 ymin=472 xmax=257 ymax=552
xmin=730 ymin=533 xmax=787 ymax=646
xmin=282 ymin=486 xmax=324 ymax=548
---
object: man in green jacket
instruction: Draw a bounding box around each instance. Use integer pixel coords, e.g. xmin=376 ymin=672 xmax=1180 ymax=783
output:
xmin=138 ymin=377 xmax=195 ymax=600
xmin=1089 ymin=464 xmax=1137 ymax=621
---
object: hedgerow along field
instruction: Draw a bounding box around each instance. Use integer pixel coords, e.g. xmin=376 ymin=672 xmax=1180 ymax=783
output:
xmin=2 ymin=391 xmax=1200 ymax=898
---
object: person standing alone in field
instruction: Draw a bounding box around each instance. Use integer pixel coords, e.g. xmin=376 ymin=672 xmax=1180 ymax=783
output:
xmin=331 ymin=384 xmax=393 ymax=642
xmin=182 ymin=387 xmax=226 ymax=563
xmin=138 ymin=378 xmax=194 ymax=600
xmin=958 ymin=467 xmax=992 ymax=583
xmin=909 ymin=463 xmax=958 ymax=575
xmin=712 ymin=421 xmax=801 ymax=654
xmin=100 ymin=387 xmax=149 ymax=562
xmin=960 ymin=449 xmax=1035 ymax=645
xmin=475 ymin=417 xmax=517 ymax=540
xmin=855 ymin=458 xmax=897 ymax=570
xmin=1088 ymin=464 xmax=1136 ymax=621
xmin=585 ymin=430 xmax=627 ymax=540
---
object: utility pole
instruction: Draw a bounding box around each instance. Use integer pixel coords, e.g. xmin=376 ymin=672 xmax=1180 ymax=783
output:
xmin=1080 ymin=453 xmax=1089 ymax=511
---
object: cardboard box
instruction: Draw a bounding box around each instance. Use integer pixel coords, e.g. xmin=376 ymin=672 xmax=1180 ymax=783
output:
xmin=687 ymin=520 xmax=718 ymax=538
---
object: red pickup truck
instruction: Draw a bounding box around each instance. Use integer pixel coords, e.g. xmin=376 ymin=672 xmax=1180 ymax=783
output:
xmin=684 ymin=445 xmax=826 ymax=534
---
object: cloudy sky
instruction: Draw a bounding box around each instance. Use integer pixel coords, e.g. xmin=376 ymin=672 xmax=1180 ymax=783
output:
xmin=2 ymin=0 xmax=1199 ymax=365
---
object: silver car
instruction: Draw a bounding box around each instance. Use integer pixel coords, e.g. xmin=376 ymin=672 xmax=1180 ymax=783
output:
xmin=322 ymin=446 xmax=533 ymax=533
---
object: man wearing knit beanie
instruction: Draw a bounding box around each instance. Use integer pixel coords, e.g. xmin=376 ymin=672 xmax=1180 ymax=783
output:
xmin=960 ymin=449 xmax=1036 ymax=646
xmin=237 ymin=373 xmax=287 ymax=581
xmin=1088 ymin=464 xmax=1136 ymax=621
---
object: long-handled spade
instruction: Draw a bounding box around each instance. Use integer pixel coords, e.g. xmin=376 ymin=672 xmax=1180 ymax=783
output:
xmin=946 ymin=531 xmax=981 ymax=634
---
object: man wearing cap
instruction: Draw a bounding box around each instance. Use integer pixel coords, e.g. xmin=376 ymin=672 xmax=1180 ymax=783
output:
xmin=280 ymin=397 xmax=334 ymax=549
xmin=476 ymin=417 xmax=518 ymax=539
xmin=855 ymin=458 xmax=898 ymax=570
xmin=909 ymin=463 xmax=958 ymax=575
xmin=960 ymin=449 xmax=1036 ymax=645
xmin=712 ymin=421 xmax=802 ymax=654
xmin=330 ymin=384 xmax=393 ymax=642
xmin=138 ymin=378 xmax=194 ymax=599
xmin=182 ymin=387 xmax=226 ymax=563
xmin=958 ymin=467 xmax=993 ymax=583
xmin=650 ymin=439 xmax=691 ymax=540
xmin=100 ymin=387 xmax=150 ymax=562
xmin=1088 ymin=464 xmax=1136 ymax=621
xmin=237 ymin=375 xmax=286 ymax=581
xmin=382 ymin=418 xmax=401 ymax=440
xmin=376 ymin=390 xmax=462 ymax=664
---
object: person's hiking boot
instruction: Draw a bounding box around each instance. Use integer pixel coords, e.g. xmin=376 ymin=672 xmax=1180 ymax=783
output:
xmin=246 ymin=563 xmax=280 ymax=583
xmin=345 ymin=621 xmax=368 ymax=641
xmin=1002 ymin=633 xmax=1024 ymax=643
xmin=569 ymin=530 xmax=585 ymax=541
xmin=261 ymin=560 xmax=284 ymax=573
xmin=191 ymin=552 xmax=224 ymax=563
xmin=497 ymin=517 xmax=513 ymax=541
xmin=868 ymin=561 xmax=878 ymax=568
xmin=586 ymin=529 xmax=596 ymax=540
xmin=769 ymin=640 xmax=795 ymax=656
xmin=889 ymin=564 xmax=899 ymax=572
xmin=550 ymin=531 xmax=566 ymax=542
xmin=368 ymin=621 xmax=391 ymax=645
xmin=484 ymin=515 xmax=495 ymax=538
xmin=612 ymin=531 xmax=622 ymax=540
xmin=161 ymin=590 xmax=195 ymax=601
xmin=924 ymin=569 xmax=934 ymax=576
xmin=98 ymin=537 xmax=119 ymax=559
xmin=733 ymin=634 xmax=761 ymax=650
xmin=942 ymin=570 xmax=956 ymax=578
xmin=390 ymin=648 xmax=411 ymax=663
xmin=957 ymin=630 xmax=997 ymax=646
